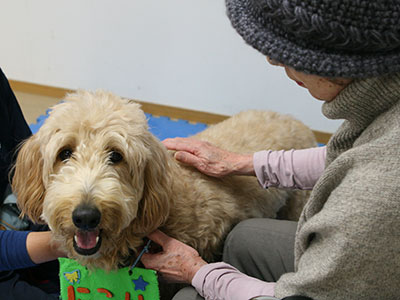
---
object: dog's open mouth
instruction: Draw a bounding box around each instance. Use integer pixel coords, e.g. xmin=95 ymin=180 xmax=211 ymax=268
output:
xmin=73 ymin=228 xmax=102 ymax=256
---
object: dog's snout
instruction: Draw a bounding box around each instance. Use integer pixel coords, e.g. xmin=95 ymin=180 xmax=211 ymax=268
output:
xmin=72 ymin=205 xmax=101 ymax=230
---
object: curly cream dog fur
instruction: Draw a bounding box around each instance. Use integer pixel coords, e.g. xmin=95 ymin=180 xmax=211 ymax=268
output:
xmin=12 ymin=90 xmax=316 ymax=270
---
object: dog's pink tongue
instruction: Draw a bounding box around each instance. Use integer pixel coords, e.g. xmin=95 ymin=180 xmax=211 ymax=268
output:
xmin=76 ymin=230 xmax=98 ymax=249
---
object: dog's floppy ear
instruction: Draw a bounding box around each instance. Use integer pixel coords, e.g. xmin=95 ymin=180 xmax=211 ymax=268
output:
xmin=135 ymin=133 xmax=172 ymax=234
xmin=12 ymin=135 xmax=46 ymax=224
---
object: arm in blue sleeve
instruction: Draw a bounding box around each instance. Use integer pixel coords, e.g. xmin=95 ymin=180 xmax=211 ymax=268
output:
xmin=0 ymin=230 xmax=36 ymax=271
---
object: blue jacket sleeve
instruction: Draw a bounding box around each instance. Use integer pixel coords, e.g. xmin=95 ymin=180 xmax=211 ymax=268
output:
xmin=0 ymin=230 xmax=36 ymax=271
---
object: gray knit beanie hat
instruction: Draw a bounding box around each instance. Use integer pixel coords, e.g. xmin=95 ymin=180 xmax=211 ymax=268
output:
xmin=225 ymin=0 xmax=400 ymax=78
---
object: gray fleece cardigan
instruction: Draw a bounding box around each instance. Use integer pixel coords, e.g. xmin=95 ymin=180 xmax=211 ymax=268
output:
xmin=275 ymin=73 xmax=400 ymax=299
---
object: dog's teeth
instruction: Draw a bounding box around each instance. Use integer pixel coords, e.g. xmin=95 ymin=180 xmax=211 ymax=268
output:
xmin=96 ymin=236 xmax=99 ymax=244
xmin=74 ymin=235 xmax=78 ymax=243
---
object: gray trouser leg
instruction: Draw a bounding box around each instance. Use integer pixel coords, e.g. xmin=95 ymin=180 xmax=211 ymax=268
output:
xmin=223 ymin=218 xmax=297 ymax=282
xmin=172 ymin=218 xmax=297 ymax=300
xmin=172 ymin=286 xmax=204 ymax=300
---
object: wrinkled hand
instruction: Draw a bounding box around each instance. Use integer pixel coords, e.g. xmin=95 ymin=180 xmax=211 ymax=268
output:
xmin=162 ymin=138 xmax=255 ymax=177
xmin=141 ymin=230 xmax=207 ymax=283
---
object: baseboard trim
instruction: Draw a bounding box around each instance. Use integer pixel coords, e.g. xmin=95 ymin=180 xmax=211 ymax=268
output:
xmin=9 ymin=79 xmax=331 ymax=144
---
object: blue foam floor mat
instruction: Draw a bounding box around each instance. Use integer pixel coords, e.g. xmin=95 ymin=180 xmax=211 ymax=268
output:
xmin=29 ymin=109 xmax=208 ymax=140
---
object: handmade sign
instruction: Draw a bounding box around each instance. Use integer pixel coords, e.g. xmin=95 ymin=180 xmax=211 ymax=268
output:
xmin=59 ymin=258 xmax=159 ymax=300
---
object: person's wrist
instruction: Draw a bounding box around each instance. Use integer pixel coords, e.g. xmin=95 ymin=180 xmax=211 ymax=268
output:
xmin=185 ymin=256 xmax=207 ymax=283
xmin=233 ymin=154 xmax=255 ymax=176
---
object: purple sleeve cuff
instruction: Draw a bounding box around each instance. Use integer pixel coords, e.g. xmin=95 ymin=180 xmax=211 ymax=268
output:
xmin=0 ymin=231 xmax=36 ymax=271
xmin=192 ymin=262 xmax=275 ymax=300
xmin=253 ymin=146 xmax=326 ymax=190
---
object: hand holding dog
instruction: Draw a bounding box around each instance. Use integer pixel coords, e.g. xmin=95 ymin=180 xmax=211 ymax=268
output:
xmin=162 ymin=137 xmax=255 ymax=177
xmin=26 ymin=231 xmax=67 ymax=264
xmin=141 ymin=230 xmax=207 ymax=283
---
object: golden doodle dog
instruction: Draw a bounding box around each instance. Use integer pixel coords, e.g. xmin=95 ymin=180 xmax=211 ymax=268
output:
xmin=12 ymin=90 xmax=316 ymax=270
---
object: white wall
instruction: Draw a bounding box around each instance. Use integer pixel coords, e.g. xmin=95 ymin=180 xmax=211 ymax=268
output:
xmin=0 ymin=0 xmax=342 ymax=133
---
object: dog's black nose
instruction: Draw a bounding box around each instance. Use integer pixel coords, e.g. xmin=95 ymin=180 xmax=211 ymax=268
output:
xmin=72 ymin=204 xmax=101 ymax=230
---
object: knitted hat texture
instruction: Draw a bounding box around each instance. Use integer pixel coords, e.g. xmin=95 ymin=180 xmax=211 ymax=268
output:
xmin=225 ymin=0 xmax=400 ymax=78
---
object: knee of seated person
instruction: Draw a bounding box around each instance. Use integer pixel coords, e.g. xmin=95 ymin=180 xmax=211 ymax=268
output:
xmin=223 ymin=219 xmax=258 ymax=258
xmin=223 ymin=218 xmax=285 ymax=259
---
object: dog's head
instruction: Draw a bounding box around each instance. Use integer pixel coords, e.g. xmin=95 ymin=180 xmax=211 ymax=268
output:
xmin=12 ymin=90 xmax=172 ymax=269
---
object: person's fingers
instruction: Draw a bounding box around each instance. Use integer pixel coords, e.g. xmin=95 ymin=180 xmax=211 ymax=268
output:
xmin=162 ymin=138 xmax=197 ymax=152
xmin=146 ymin=230 xmax=172 ymax=247
xmin=140 ymin=252 xmax=161 ymax=269
xmin=161 ymin=138 xmax=178 ymax=149
xmin=174 ymin=151 xmax=201 ymax=165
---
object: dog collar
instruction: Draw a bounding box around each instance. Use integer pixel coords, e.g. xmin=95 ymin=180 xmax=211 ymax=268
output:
xmin=129 ymin=239 xmax=152 ymax=273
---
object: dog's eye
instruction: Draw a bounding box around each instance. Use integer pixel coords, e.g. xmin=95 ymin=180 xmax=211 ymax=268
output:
xmin=109 ymin=151 xmax=123 ymax=164
xmin=59 ymin=148 xmax=73 ymax=162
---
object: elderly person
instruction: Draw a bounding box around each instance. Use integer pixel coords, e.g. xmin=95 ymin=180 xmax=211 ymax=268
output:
xmin=141 ymin=0 xmax=400 ymax=299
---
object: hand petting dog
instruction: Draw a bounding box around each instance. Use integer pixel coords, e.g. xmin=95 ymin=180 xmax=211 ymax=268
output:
xmin=162 ymin=138 xmax=255 ymax=177
xmin=141 ymin=230 xmax=207 ymax=284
